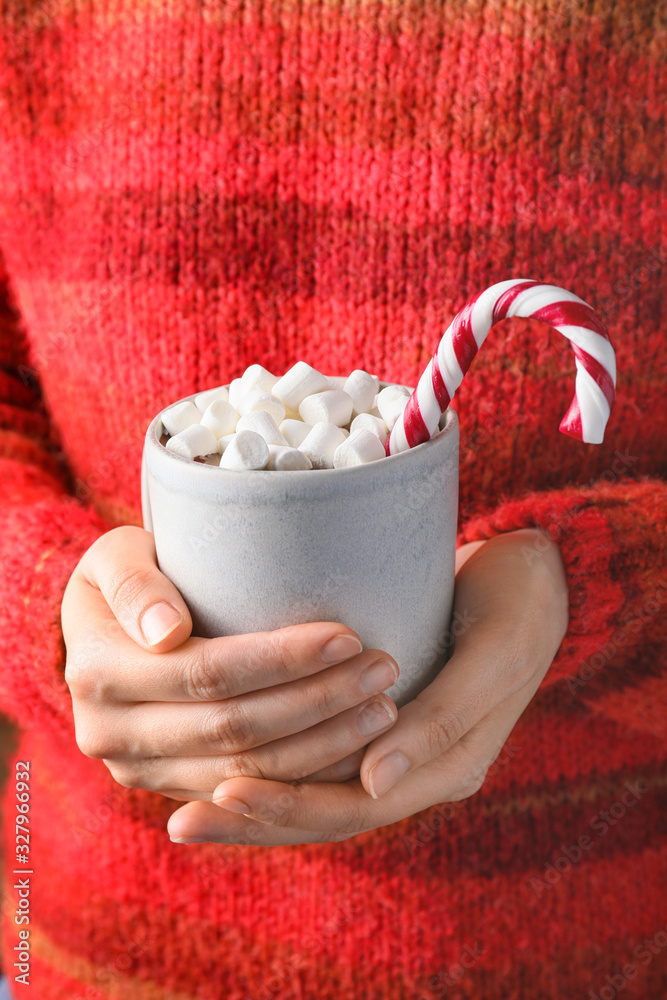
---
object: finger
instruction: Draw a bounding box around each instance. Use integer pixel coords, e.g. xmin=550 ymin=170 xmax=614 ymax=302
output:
xmin=93 ymin=650 xmax=396 ymax=755
xmin=64 ymin=592 xmax=369 ymax=704
xmin=102 ymin=694 xmax=397 ymax=794
xmin=356 ymin=530 xmax=567 ymax=799
xmin=205 ymin=774 xmax=409 ymax=835
xmin=351 ymin=610 xmax=529 ymax=799
xmin=300 ymin=748 xmax=366 ymax=783
xmin=167 ymin=800 xmax=340 ymax=846
xmin=176 ymin=776 xmax=396 ymax=839
xmin=163 ymin=680 xmax=531 ymax=807
xmin=450 ymin=676 xmax=538 ymax=789
xmin=179 ymin=678 xmax=539 ymax=841
xmin=69 ymin=526 xmax=194 ymax=651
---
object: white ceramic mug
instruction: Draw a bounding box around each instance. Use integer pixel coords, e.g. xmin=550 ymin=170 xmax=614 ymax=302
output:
xmin=141 ymin=380 xmax=459 ymax=708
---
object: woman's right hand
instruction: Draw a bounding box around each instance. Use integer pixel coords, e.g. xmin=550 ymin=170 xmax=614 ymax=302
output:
xmin=61 ymin=526 xmax=399 ymax=801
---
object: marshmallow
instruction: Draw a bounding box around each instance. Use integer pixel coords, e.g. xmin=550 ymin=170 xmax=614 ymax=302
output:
xmin=165 ymin=423 xmax=218 ymax=460
xmin=266 ymin=444 xmax=313 ymax=471
xmin=237 ymin=390 xmax=286 ymax=425
xmin=200 ymin=399 xmax=239 ymax=438
xmin=219 ymin=430 xmax=269 ymax=470
xmin=333 ymin=428 xmax=386 ymax=468
xmin=279 ymin=418 xmax=313 ymax=448
xmin=376 ymin=385 xmax=411 ymax=431
xmin=161 ymin=370 xmax=417 ymax=472
xmin=194 ymin=386 xmax=230 ymax=413
xmin=236 ymin=410 xmax=287 ymax=446
xmin=161 ymin=400 xmax=201 ymax=437
xmin=240 ymin=364 xmax=279 ymax=395
xmin=298 ymin=422 xmax=348 ymax=470
xmin=217 ymin=433 xmax=236 ymax=453
xmin=228 ymin=377 xmax=244 ymax=409
xmin=272 ymin=362 xmax=330 ymax=412
xmin=350 ymin=412 xmax=389 ymax=441
xmin=343 ymin=370 xmax=380 ymax=416
xmin=298 ymin=389 xmax=354 ymax=428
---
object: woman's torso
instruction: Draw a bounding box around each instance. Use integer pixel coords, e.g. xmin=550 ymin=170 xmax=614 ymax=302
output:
xmin=0 ymin=0 xmax=663 ymax=526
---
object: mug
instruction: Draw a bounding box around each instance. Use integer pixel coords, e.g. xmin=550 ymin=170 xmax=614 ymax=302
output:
xmin=141 ymin=379 xmax=459 ymax=708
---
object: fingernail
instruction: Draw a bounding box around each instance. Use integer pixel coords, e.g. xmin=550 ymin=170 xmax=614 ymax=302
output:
xmin=356 ymin=699 xmax=395 ymax=737
xmin=320 ymin=634 xmax=363 ymax=664
xmin=170 ymin=836 xmax=208 ymax=844
xmin=368 ymin=751 xmax=410 ymax=798
xmin=140 ymin=602 xmax=183 ymax=646
xmin=359 ymin=659 xmax=397 ymax=695
xmin=212 ymin=795 xmax=252 ymax=815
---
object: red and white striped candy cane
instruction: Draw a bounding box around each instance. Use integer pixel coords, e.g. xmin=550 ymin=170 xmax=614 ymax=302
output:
xmin=385 ymin=279 xmax=616 ymax=454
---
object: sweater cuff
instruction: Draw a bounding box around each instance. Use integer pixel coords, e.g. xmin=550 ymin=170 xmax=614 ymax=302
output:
xmin=0 ymin=466 xmax=108 ymax=738
xmin=458 ymin=478 xmax=667 ymax=688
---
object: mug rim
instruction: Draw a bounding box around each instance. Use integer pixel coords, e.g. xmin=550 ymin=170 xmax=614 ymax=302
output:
xmin=144 ymin=377 xmax=458 ymax=492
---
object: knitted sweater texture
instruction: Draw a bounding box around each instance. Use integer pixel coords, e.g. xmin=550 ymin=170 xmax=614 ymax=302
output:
xmin=0 ymin=0 xmax=666 ymax=996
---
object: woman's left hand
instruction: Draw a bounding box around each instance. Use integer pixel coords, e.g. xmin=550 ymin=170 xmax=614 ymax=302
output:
xmin=167 ymin=528 xmax=569 ymax=846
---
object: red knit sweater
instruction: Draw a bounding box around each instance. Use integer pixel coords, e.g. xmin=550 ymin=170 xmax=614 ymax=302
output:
xmin=0 ymin=0 xmax=665 ymax=996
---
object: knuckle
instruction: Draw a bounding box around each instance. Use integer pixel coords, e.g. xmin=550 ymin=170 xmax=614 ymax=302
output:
xmin=221 ymin=701 xmax=254 ymax=750
xmin=502 ymin=637 xmax=536 ymax=691
xmin=122 ymin=756 xmax=163 ymax=791
xmin=265 ymin=629 xmax=300 ymax=682
xmin=107 ymin=564 xmax=156 ymax=613
xmin=338 ymin=810 xmax=362 ymax=836
xmin=423 ymin=710 xmax=465 ymax=756
xmin=225 ymin=750 xmax=266 ymax=780
xmin=77 ymin=734 xmax=103 ymax=759
xmin=200 ymin=701 xmax=253 ymax=752
xmin=182 ymin=645 xmax=230 ymax=702
xmin=197 ymin=705 xmax=231 ymax=750
xmin=65 ymin=651 xmax=113 ymax=706
xmin=64 ymin=654 xmax=90 ymax=697
xmin=451 ymin=769 xmax=487 ymax=801
xmin=104 ymin=760 xmax=143 ymax=790
xmin=76 ymin=723 xmax=121 ymax=760
xmin=335 ymin=798 xmax=365 ymax=836
xmin=448 ymin=743 xmax=489 ymax=800
xmin=308 ymin=678 xmax=340 ymax=721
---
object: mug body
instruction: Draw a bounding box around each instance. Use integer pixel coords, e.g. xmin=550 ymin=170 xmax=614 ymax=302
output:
xmin=142 ymin=380 xmax=459 ymax=708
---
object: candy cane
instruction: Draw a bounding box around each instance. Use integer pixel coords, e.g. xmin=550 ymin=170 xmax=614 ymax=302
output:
xmin=385 ymin=279 xmax=616 ymax=454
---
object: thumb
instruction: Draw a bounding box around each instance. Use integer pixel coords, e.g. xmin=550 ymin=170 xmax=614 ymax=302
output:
xmin=78 ymin=525 xmax=193 ymax=651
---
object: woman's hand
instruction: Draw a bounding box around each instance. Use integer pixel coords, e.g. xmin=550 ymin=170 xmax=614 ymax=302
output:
xmin=61 ymin=526 xmax=400 ymax=801
xmin=166 ymin=528 xmax=569 ymax=844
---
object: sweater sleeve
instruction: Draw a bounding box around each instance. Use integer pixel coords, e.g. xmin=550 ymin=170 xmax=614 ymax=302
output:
xmin=458 ymin=477 xmax=667 ymax=711
xmin=0 ymin=256 xmax=108 ymax=741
